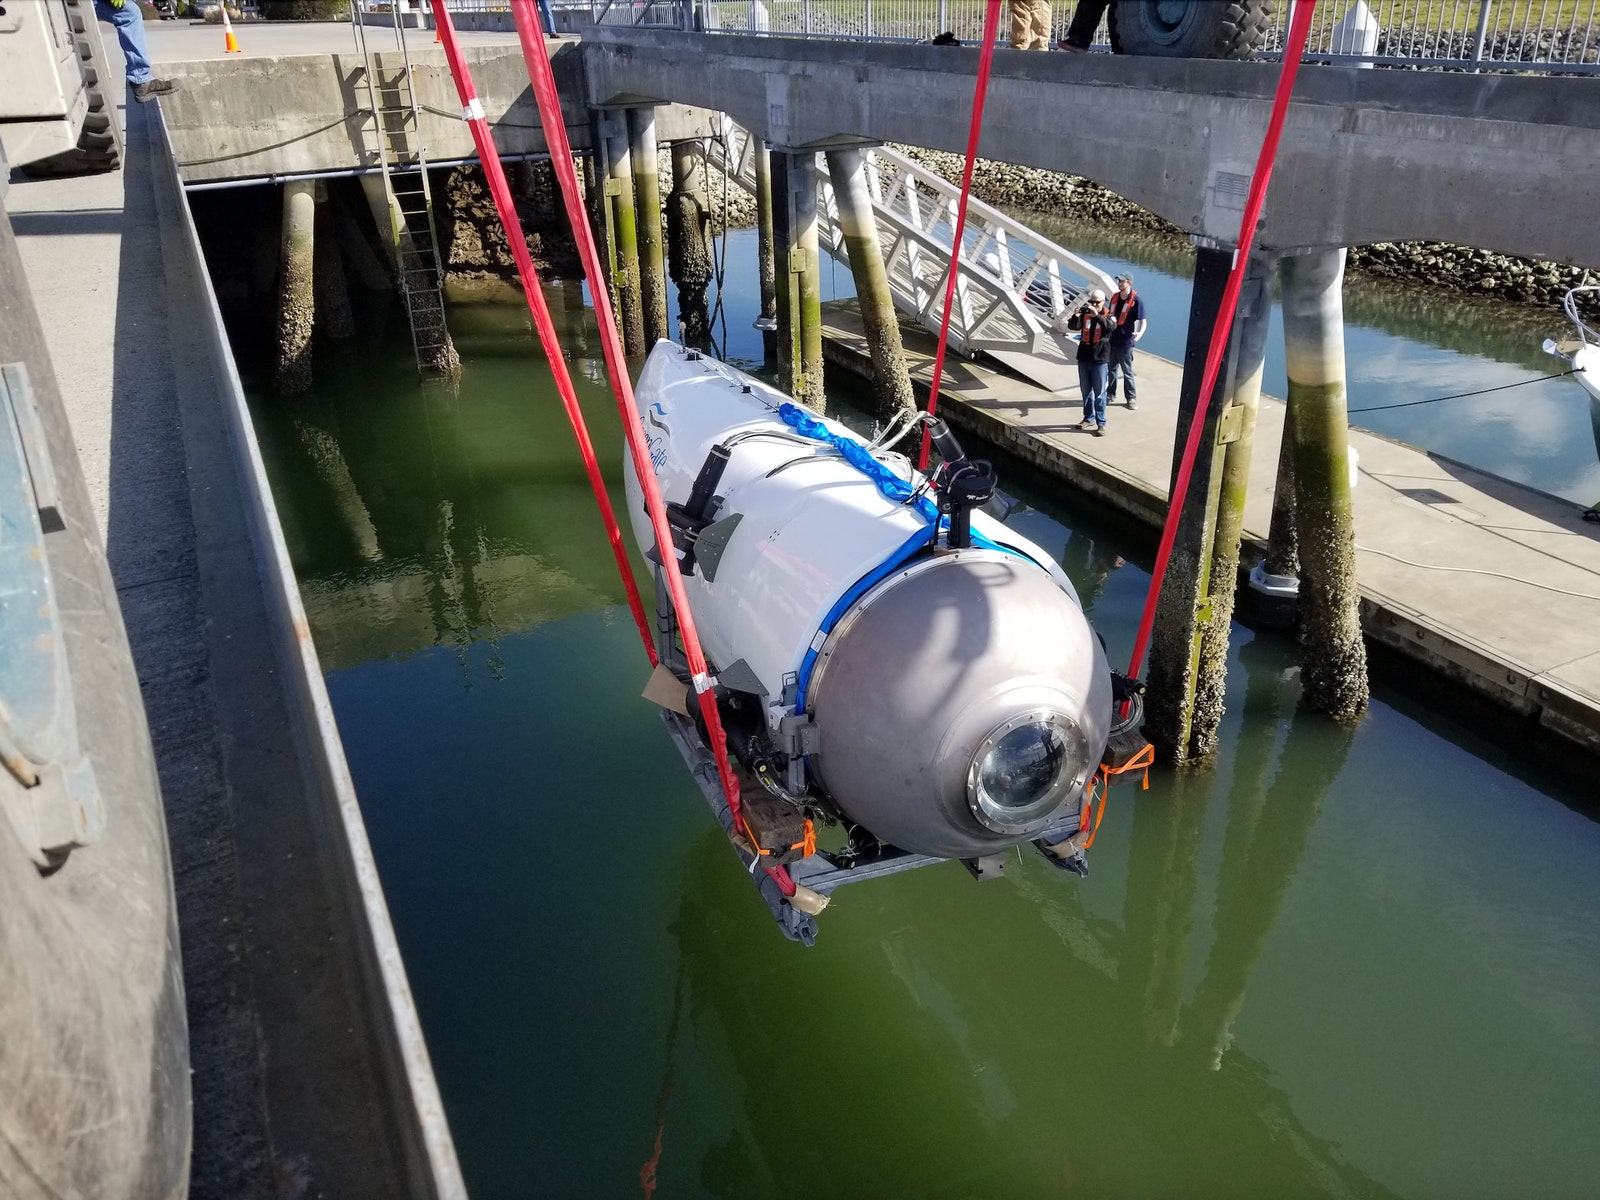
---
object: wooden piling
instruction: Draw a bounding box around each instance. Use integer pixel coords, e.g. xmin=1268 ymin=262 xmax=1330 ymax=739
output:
xmin=824 ymin=147 xmax=916 ymax=429
xmin=312 ymin=186 xmax=355 ymax=341
xmin=275 ymin=180 xmax=316 ymax=394
xmin=771 ymin=151 xmax=824 ymax=406
xmin=627 ymin=107 xmax=670 ymax=347
xmin=598 ymin=111 xmax=646 ymax=355
xmin=752 ymin=136 xmax=778 ymax=360
xmin=1281 ymin=248 xmax=1369 ymax=719
xmin=667 ymin=140 xmax=713 ymax=345
xmin=1189 ymin=253 xmax=1274 ymax=758
xmin=1143 ymin=244 xmax=1237 ymax=764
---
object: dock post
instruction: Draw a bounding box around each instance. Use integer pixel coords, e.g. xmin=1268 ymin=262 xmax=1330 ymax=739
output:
xmin=1143 ymin=243 xmax=1241 ymax=763
xmin=824 ymin=147 xmax=916 ymax=428
xmin=753 ymin=136 xmax=779 ymax=362
xmin=276 ymin=180 xmax=317 ymax=395
xmin=1264 ymin=408 xmax=1300 ymax=581
xmin=595 ymin=109 xmax=647 ymax=355
xmin=1280 ymin=248 xmax=1369 ymax=719
xmin=667 ymin=139 xmax=713 ymax=346
xmin=312 ymin=185 xmax=355 ymax=341
xmin=1189 ymin=253 xmax=1274 ymax=758
xmin=627 ymin=107 xmax=670 ymax=347
xmin=771 ymin=150 xmax=824 ymax=407
xmin=357 ymin=173 xmax=399 ymax=277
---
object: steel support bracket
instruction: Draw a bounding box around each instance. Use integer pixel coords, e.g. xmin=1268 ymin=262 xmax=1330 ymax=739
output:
xmin=788 ymin=247 xmax=809 ymax=276
xmin=1217 ymin=403 xmax=1246 ymax=445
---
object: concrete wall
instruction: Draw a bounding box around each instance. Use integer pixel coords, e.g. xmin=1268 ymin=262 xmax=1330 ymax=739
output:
xmin=150 ymin=111 xmax=468 ymax=1199
xmin=583 ymin=28 xmax=1600 ymax=268
xmin=161 ymin=40 xmax=715 ymax=184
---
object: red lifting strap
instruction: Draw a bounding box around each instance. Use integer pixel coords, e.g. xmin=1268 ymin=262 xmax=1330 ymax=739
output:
xmin=429 ymin=5 xmax=656 ymax=671
xmin=1124 ymin=0 xmax=1317 ymax=696
xmin=918 ymin=0 xmax=1004 ymax=473
xmin=434 ymin=1 xmax=749 ymax=835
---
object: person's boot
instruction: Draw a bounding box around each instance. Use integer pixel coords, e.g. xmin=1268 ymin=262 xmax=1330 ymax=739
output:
xmin=132 ymin=78 xmax=183 ymax=103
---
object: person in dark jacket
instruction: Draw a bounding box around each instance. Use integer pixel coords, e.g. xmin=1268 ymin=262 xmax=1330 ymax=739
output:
xmin=1066 ymin=289 xmax=1116 ymax=436
xmin=1107 ymin=271 xmax=1147 ymax=410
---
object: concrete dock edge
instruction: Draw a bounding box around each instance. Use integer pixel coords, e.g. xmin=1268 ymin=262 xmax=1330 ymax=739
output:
xmin=152 ymin=111 xmax=468 ymax=1199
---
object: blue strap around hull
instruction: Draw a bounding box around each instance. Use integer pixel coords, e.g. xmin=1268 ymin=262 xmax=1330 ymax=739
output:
xmin=777 ymin=403 xmax=1029 ymax=715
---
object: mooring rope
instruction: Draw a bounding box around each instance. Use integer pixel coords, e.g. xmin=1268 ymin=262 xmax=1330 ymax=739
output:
xmin=1347 ymin=368 xmax=1579 ymax=414
xmin=1123 ymin=0 xmax=1319 ymax=704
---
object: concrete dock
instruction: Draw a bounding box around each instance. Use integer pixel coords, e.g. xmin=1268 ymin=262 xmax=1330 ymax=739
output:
xmin=821 ymin=301 xmax=1600 ymax=754
xmin=7 ymin=26 xmax=462 ymax=1198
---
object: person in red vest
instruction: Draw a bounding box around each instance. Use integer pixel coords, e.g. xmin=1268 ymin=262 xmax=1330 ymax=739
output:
xmin=1066 ymin=288 xmax=1116 ymax=436
xmin=1107 ymin=272 xmax=1147 ymax=410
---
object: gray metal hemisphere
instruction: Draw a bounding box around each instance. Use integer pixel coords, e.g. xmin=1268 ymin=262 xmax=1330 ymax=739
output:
xmin=807 ymin=551 xmax=1111 ymax=860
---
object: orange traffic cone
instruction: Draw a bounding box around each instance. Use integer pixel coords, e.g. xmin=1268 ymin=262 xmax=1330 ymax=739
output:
xmin=221 ymin=5 xmax=241 ymax=54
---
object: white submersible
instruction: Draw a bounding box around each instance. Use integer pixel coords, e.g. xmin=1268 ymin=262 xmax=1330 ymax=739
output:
xmin=626 ymin=343 xmax=1115 ymax=864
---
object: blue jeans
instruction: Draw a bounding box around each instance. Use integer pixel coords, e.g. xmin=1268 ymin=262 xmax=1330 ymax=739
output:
xmin=1108 ymin=338 xmax=1136 ymax=403
xmin=1079 ymin=360 xmax=1108 ymax=427
xmin=96 ymin=0 xmax=153 ymax=84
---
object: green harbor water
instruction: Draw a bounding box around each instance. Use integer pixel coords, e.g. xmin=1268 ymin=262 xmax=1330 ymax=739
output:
xmin=247 ymin=229 xmax=1600 ymax=1199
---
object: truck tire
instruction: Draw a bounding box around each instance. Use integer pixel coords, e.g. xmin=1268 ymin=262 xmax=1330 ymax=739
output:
xmin=1108 ymin=0 xmax=1275 ymax=59
xmin=20 ymin=0 xmax=123 ymax=177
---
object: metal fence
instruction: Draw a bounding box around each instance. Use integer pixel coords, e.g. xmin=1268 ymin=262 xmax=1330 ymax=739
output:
xmin=660 ymin=0 xmax=1600 ymax=75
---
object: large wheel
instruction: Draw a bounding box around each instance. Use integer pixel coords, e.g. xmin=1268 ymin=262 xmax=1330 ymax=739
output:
xmin=1107 ymin=0 xmax=1275 ymax=59
xmin=21 ymin=0 xmax=123 ymax=177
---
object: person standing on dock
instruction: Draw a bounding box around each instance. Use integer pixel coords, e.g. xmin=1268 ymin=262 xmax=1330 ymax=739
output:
xmin=95 ymin=0 xmax=182 ymax=103
xmin=1066 ymin=289 xmax=1116 ymax=436
xmin=1009 ymin=0 xmax=1052 ymax=50
xmin=1107 ymin=272 xmax=1146 ymax=410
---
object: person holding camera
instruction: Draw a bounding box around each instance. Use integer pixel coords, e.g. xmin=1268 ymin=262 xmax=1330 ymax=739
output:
xmin=1065 ymin=288 xmax=1116 ymax=437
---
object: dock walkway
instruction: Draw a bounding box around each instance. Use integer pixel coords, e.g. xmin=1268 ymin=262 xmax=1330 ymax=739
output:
xmin=821 ymin=301 xmax=1600 ymax=753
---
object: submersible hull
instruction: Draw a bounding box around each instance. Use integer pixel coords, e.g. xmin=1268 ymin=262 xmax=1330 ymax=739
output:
xmin=626 ymin=342 xmax=1112 ymax=860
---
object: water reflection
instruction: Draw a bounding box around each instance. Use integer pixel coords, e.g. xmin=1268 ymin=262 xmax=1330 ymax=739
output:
xmin=238 ymin=237 xmax=1600 ymax=1200
xmin=668 ymin=660 xmax=1394 ymax=1198
xmin=253 ymin=320 xmax=629 ymax=677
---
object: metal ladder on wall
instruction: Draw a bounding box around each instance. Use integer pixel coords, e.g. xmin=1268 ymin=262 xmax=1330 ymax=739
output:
xmin=707 ymin=118 xmax=1115 ymax=392
xmin=351 ymin=8 xmax=454 ymax=378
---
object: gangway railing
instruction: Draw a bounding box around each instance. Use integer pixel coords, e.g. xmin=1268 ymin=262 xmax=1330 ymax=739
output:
xmin=708 ymin=117 xmax=1113 ymax=392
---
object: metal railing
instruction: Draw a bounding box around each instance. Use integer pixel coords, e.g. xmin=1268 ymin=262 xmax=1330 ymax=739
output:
xmin=676 ymin=0 xmax=1600 ymax=74
xmin=709 ymin=118 xmax=1114 ymax=391
xmin=1260 ymin=0 xmax=1600 ymax=74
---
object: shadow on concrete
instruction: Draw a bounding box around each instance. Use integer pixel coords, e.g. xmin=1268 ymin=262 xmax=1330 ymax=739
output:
xmin=6 ymin=207 xmax=129 ymax=237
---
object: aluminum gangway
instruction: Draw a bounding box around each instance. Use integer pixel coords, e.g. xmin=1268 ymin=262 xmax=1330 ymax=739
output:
xmin=707 ymin=119 xmax=1115 ymax=393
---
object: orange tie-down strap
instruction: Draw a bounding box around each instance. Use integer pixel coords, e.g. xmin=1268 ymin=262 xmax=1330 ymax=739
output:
xmin=1103 ymin=741 xmax=1155 ymax=790
xmin=1076 ymin=743 xmax=1155 ymax=849
xmin=744 ymin=817 xmax=817 ymax=861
